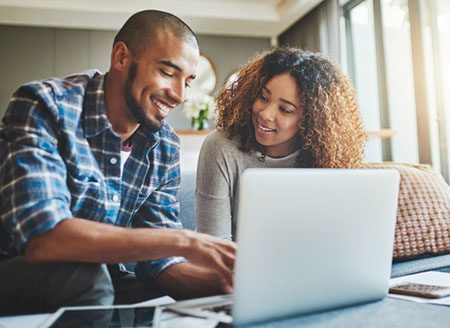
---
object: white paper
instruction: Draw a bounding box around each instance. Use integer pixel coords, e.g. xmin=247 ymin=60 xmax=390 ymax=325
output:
xmin=40 ymin=295 xmax=177 ymax=328
xmin=132 ymin=295 xmax=176 ymax=307
xmin=388 ymin=271 xmax=450 ymax=305
xmin=157 ymin=314 xmax=219 ymax=328
xmin=0 ymin=313 xmax=50 ymax=328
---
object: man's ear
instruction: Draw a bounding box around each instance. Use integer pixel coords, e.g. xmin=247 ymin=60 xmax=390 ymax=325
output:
xmin=111 ymin=41 xmax=131 ymax=72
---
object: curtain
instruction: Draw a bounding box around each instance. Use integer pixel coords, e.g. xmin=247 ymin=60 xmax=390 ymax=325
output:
xmin=278 ymin=0 xmax=341 ymax=62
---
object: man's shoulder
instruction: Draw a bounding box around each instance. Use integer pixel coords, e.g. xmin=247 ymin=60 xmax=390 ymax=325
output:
xmin=4 ymin=70 xmax=103 ymax=129
xmin=13 ymin=70 xmax=101 ymax=117
xmin=22 ymin=69 xmax=101 ymax=100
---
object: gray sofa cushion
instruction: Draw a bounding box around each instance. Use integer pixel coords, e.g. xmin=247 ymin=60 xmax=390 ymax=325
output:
xmin=392 ymin=253 xmax=450 ymax=277
xmin=178 ymin=171 xmax=196 ymax=231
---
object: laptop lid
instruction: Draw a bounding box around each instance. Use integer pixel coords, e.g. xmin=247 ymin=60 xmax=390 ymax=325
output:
xmin=232 ymin=168 xmax=400 ymax=325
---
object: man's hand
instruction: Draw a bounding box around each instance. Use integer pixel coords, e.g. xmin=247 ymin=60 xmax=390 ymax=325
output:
xmin=177 ymin=230 xmax=236 ymax=294
xmin=153 ymin=261 xmax=233 ymax=299
xmin=24 ymin=219 xmax=236 ymax=296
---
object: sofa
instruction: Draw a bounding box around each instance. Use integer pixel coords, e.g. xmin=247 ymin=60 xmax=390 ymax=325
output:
xmin=178 ymin=171 xmax=450 ymax=327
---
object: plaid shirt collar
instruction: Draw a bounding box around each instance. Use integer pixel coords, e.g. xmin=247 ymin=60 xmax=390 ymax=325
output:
xmin=82 ymin=73 xmax=111 ymax=138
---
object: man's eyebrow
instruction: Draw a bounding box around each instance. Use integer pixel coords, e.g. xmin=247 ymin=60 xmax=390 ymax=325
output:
xmin=159 ymin=60 xmax=196 ymax=79
xmin=263 ymin=86 xmax=298 ymax=109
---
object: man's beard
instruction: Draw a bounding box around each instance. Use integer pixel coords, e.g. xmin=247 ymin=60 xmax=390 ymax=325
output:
xmin=124 ymin=61 xmax=163 ymax=133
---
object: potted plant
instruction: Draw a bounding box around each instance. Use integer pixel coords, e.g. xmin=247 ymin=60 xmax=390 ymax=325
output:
xmin=182 ymin=95 xmax=216 ymax=131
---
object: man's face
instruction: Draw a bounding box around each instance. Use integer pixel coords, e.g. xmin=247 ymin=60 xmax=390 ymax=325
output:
xmin=123 ymin=31 xmax=199 ymax=132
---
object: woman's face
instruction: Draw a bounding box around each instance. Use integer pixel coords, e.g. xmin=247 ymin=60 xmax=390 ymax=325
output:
xmin=251 ymin=72 xmax=303 ymax=158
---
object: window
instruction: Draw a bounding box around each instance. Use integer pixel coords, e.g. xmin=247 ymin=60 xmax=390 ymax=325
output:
xmin=344 ymin=0 xmax=383 ymax=162
xmin=381 ymin=0 xmax=419 ymax=163
xmin=342 ymin=0 xmax=450 ymax=181
xmin=422 ymin=0 xmax=450 ymax=179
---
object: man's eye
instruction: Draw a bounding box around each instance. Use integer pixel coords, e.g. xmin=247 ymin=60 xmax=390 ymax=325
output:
xmin=161 ymin=70 xmax=173 ymax=77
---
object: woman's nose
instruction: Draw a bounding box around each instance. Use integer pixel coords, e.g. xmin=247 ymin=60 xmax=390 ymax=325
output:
xmin=259 ymin=104 xmax=276 ymax=121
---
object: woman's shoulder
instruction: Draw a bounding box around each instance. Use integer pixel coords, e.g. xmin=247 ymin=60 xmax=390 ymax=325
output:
xmin=202 ymin=129 xmax=240 ymax=153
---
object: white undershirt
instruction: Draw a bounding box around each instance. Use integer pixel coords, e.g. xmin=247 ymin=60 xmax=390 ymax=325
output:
xmin=120 ymin=150 xmax=132 ymax=176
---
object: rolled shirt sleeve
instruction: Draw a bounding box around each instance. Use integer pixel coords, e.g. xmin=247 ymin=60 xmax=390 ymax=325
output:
xmin=0 ymin=85 xmax=73 ymax=254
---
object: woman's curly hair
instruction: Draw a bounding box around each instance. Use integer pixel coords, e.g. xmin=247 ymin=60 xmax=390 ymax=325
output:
xmin=216 ymin=47 xmax=366 ymax=168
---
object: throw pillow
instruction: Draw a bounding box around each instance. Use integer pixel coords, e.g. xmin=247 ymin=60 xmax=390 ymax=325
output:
xmin=362 ymin=162 xmax=450 ymax=261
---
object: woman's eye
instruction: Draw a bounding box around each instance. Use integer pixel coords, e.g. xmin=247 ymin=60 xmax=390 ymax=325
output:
xmin=161 ymin=70 xmax=173 ymax=77
xmin=259 ymin=94 xmax=268 ymax=102
xmin=279 ymin=107 xmax=291 ymax=114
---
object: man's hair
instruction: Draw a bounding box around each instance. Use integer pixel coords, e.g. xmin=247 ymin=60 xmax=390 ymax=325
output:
xmin=114 ymin=10 xmax=198 ymax=57
xmin=216 ymin=47 xmax=366 ymax=168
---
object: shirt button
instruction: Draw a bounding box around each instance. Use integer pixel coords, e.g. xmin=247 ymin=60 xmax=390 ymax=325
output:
xmin=110 ymin=157 xmax=118 ymax=165
xmin=112 ymin=194 xmax=119 ymax=202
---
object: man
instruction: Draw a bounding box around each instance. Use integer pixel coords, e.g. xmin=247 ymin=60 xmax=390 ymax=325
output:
xmin=0 ymin=10 xmax=235 ymax=315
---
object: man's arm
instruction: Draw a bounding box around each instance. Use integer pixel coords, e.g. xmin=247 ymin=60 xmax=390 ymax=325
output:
xmin=25 ymin=218 xmax=235 ymax=294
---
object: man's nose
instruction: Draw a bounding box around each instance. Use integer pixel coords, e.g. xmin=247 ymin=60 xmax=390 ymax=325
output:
xmin=168 ymin=80 xmax=186 ymax=105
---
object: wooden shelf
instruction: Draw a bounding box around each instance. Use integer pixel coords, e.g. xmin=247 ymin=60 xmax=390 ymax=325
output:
xmin=365 ymin=129 xmax=396 ymax=139
xmin=176 ymin=130 xmax=210 ymax=136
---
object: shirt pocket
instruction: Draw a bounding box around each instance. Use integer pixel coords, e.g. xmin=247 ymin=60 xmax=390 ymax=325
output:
xmin=66 ymin=168 xmax=108 ymax=219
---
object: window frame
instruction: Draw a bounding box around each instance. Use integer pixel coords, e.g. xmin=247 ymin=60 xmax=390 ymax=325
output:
xmin=342 ymin=0 xmax=448 ymax=179
xmin=343 ymin=0 xmax=393 ymax=161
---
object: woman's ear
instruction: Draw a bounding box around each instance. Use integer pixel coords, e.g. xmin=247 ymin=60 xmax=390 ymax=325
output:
xmin=297 ymin=120 xmax=304 ymax=135
xmin=297 ymin=113 xmax=304 ymax=130
xmin=111 ymin=41 xmax=131 ymax=72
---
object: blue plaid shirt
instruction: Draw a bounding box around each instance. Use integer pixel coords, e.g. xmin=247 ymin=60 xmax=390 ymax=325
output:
xmin=0 ymin=70 xmax=186 ymax=283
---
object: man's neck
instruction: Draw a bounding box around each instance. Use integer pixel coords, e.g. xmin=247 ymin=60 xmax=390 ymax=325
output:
xmin=122 ymin=135 xmax=133 ymax=147
xmin=104 ymin=72 xmax=139 ymax=142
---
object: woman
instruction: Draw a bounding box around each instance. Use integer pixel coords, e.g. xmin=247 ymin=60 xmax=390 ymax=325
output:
xmin=196 ymin=47 xmax=366 ymax=240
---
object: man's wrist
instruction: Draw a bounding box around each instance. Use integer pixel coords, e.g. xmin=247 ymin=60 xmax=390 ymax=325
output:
xmin=153 ymin=262 xmax=222 ymax=299
xmin=169 ymin=229 xmax=195 ymax=258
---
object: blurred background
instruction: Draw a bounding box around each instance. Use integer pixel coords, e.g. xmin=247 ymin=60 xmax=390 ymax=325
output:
xmin=0 ymin=0 xmax=449 ymax=174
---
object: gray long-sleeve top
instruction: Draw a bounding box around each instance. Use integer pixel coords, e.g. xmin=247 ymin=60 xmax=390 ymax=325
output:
xmin=195 ymin=130 xmax=299 ymax=240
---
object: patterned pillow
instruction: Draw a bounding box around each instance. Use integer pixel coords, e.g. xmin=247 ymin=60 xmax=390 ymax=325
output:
xmin=362 ymin=162 xmax=450 ymax=261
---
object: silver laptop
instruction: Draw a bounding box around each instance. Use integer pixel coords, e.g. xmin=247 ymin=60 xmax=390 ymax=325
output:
xmin=166 ymin=168 xmax=400 ymax=325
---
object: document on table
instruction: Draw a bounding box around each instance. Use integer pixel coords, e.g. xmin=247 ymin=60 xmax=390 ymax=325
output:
xmin=133 ymin=295 xmax=175 ymax=307
xmin=388 ymin=271 xmax=450 ymax=306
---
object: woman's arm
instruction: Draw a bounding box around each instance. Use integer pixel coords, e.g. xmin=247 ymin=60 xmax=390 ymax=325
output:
xmin=196 ymin=131 xmax=235 ymax=240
